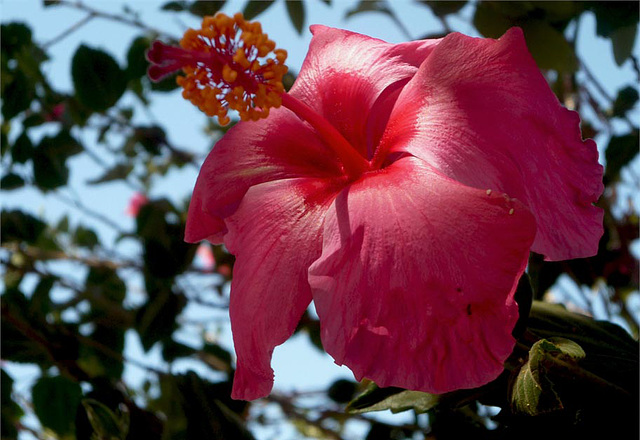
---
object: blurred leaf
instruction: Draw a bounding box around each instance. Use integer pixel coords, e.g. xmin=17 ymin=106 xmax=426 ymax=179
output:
xmin=72 ymin=45 xmax=127 ymax=112
xmin=611 ymin=24 xmax=638 ymax=66
xmin=43 ymin=0 xmax=61 ymax=6
xmin=199 ymin=342 xmax=233 ymax=372
xmin=1 ymin=209 xmax=47 ymax=244
xmin=420 ymin=1 xmax=466 ymax=16
xmin=347 ymin=383 xmax=439 ymax=414
xmin=346 ymin=0 xmax=393 ymax=20
xmin=1 ymin=172 xmax=25 ymax=190
xmin=521 ymin=20 xmax=577 ymax=72
xmin=88 ymin=163 xmax=134 ymax=185
xmin=31 ymin=276 xmax=55 ymax=319
xmin=510 ymin=337 xmax=585 ymax=415
xmin=327 ymin=379 xmax=358 ymax=404
xmin=73 ymin=225 xmax=100 ymax=249
xmin=32 ymin=375 xmax=82 ymax=436
xmin=1 ymin=369 xmax=24 ymax=439
xmin=161 ymin=1 xmax=188 ymax=11
xmin=33 ymin=130 xmax=83 ymax=190
xmin=86 ymin=266 xmax=126 ymax=304
xmin=189 ymin=0 xmax=226 ymax=17
xmin=2 ymin=69 xmax=35 ymax=119
xmin=82 ymin=398 xmax=129 ymax=440
xmin=612 ymin=86 xmax=639 ymax=117
xmin=286 ymin=0 xmax=305 ymax=34
xmin=242 ymin=0 xmax=276 ymax=20
xmin=162 ymin=339 xmax=197 ymax=362
xmin=136 ymin=287 xmax=186 ymax=351
xmin=586 ymin=1 xmax=638 ymax=38
xmin=125 ymin=36 xmax=152 ymax=80
xmin=605 ymin=131 xmax=639 ymax=182
xmin=1 ymin=22 xmax=33 ymax=58
xmin=149 ymin=71 xmax=180 ymax=92
xmin=134 ymin=125 xmax=166 ymax=155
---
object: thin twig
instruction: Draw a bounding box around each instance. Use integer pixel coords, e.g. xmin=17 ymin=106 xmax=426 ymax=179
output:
xmin=43 ymin=12 xmax=95 ymax=49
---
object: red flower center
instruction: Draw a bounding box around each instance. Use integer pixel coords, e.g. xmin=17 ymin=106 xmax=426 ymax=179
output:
xmin=147 ymin=13 xmax=371 ymax=178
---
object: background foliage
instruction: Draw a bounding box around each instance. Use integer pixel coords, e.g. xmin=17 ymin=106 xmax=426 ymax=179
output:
xmin=1 ymin=1 xmax=639 ymax=439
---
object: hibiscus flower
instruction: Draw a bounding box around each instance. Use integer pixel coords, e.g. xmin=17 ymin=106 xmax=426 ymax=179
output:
xmin=147 ymin=13 xmax=603 ymax=400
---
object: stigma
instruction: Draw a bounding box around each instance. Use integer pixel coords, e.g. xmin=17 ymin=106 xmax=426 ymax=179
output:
xmin=146 ymin=12 xmax=288 ymax=126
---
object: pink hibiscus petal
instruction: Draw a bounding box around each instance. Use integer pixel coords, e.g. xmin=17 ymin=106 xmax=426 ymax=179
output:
xmin=380 ymin=28 xmax=603 ymax=261
xmin=185 ymin=108 xmax=343 ymax=243
xmin=308 ymin=157 xmax=536 ymax=394
xmin=224 ymin=176 xmax=341 ymax=400
xmin=291 ymin=26 xmax=441 ymax=159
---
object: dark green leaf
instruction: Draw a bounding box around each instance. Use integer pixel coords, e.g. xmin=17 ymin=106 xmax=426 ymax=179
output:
xmin=87 ymin=163 xmax=134 ymax=184
xmin=73 ymin=225 xmax=99 ymax=249
xmin=521 ymin=20 xmax=578 ymax=72
xmin=135 ymin=125 xmax=166 ymax=155
xmin=136 ymin=288 xmax=186 ymax=351
xmin=286 ymin=0 xmax=305 ymax=34
xmin=32 ymin=130 xmax=82 ymax=190
xmin=200 ymin=342 xmax=233 ymax=371
xmin=612 ymin=25 xmax=637 ymax=66
xmin=161 ymin=0 xmax=188 ymax=11
xmin=242 ymin=0 xmax=276 ymax=20
xmin=72 ymin=45 xmax=127 ymax=112
xmin=31 ymin=276 xmax=55 ymax=319
xmin=1 ymin=172 xmax=25 ymax=190
xmin=32 ymin=375 xmax=82 ymax=436
xmin=43 ymin=0 xmax=61 ymax=6
xmin=82 ymin=398 xmax=129 ymax=440
xmin=2 ymin=69 xmax=35 ymax=119
xmin=586 ymin=1 xmax=638 ymax=38
xmin=189 ymin=0 xmax=226 ymax=17
xmin=345 ymin=0 xmax=393 ymax=20
xmin=605 ymin=131 xmax=639 ymax=182
xmin=421 ymin=1 xmax=467 ymax=17
xmin=86 ymin=266 xmax=127 ymax=304
xmin=327 ymin=379 xmax=358 ymax=403
xmin=612 ymin=86 xmax=639 ymax=117
xmin=510 ymin=337 xmax=585 ymax=415
xmin=1 ymin=369 xmax=24 ymax=439
xmin=1 ymin=209 xmax=46 ymax=244
xmin=1 ymin=22 xmax=33 ymax=58
xmin=125 ymin=36 xmax=152 ymax=80
xmin=149 ymin=71 xmax=181 ymax=92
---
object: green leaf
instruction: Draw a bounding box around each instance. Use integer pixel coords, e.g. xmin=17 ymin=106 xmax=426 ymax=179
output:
xmin=86 ymin=266 xmax=127 ymax=304
xmin=1 ymin=172 xmax=25 ymax=190
xmin=32 ymin=375 xmax=82 ymax=436
xmin=345 ymin=0 xmax=393 ymax=20
xmin=1 ymin=22 xmax=33 ymax=58
xmin=88 ymin=163 xmax=134 ymax=185
xmin=161 ymin=0 xmax=188 ymax=11
xmin=242 ymin=0 xmax=276 ymax=20
xmin=73 ymin=225 xmax=99 ymax=249
xmin=2 ymin=69 xmax=35 ymax=119
xmin=1 ymin=209 xmax=46 ymax=244
xmin=286 ymin=0 xmax=305 ymax=34
xmin=136 ymin=287 xmax=186 ymax=351
xmin=420 ymin=1 xmax=466 ymax=16
xmin=605 ymin=131 xmax=639 ymax=182
xmin=189 ymin=0 xmax=226 ymax=17
xmin=586 ymin=1 xmax=638 ymax=38
xmin=2 ymin=369 xmax=24 ymax=439
xmin=347 ymin=383 xmax=440 ymax=414
xmin=125 ymin=36 xmax=152 ymax=80
xmin=611 ymin=25 xmax=638 ymax=66
xmin=327 ymin=379 xmax=358 ymax=404
xmin=72 ymin=45 xmax=127 ymax=112
xmin=612 ymin=85 xmax=639 ymax=117
xmin=33 ymin=130 xmax=83 ymax=190
xmin=521 ymin=20 xmax=577 ymax=72
xmin=510 ymin=337 xmax=585 ymax=415
xmin=82 ymin=398 xmax=129 ymax=440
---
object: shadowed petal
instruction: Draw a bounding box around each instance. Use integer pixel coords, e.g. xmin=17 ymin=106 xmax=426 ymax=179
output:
xmin=381 ymin=28 xmax=603 ymax=261
xmin=185 ymin=108 xmax=343 ymax=243
xmin=308 ymin=157 xmax=536 ymax=394
xmin=291 ymin=26 xmax=441 ymax=159
xmin=224 ymin=176 xmax=342 ymax=400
